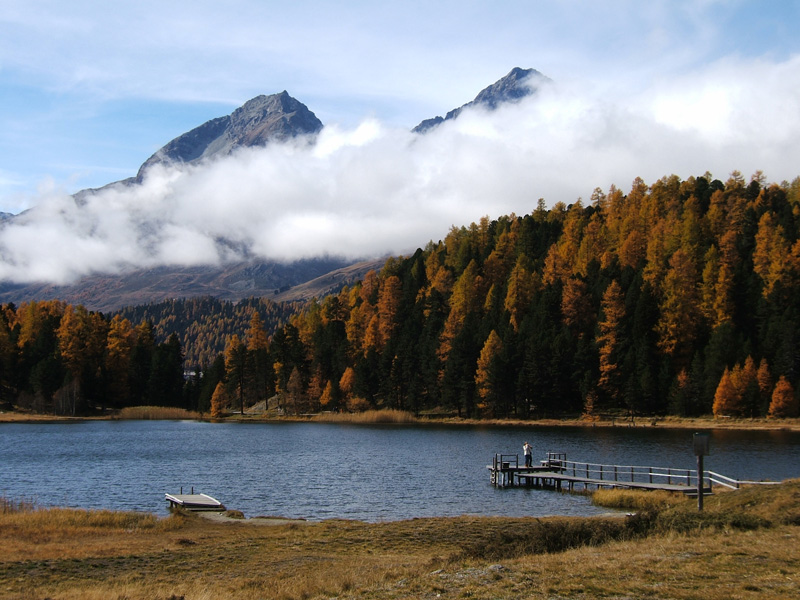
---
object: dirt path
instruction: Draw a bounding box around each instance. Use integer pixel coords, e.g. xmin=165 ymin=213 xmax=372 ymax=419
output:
xmin=196 ymin=510 xmax=308 ymax=526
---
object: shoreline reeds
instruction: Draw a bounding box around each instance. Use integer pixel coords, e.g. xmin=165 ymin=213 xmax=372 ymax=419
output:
xmin=1 ymin=495 xmax=36 ymax=514
xmin=591 ymin=488 xmax=685 ymax=511
xmin=312 ymin=408 xmax=418 ymax=424
xmin=115 ymin=406 xmax=202 ymax=420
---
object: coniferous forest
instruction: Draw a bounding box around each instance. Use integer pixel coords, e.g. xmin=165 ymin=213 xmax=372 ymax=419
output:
xmin=1 ymin=171 xmax=799 ymax=419
xmin=261 ymin=172 xmax=800 ymax=420
xmin=0 ymin=297 xmax=300 ymax=415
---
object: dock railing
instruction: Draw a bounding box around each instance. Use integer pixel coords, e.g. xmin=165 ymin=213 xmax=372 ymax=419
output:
xmin=706 ymin=471 xmax=782 ymax=489
xmin=493 ymin=453 xmax=519 ymax=470
xmin=491 ymin=452 xmax=780 ymax=491
xmin=545 ymin=453 xmax=706 ymax=488
xmin=543 ymin=453 xmax=779 ymax=490
xmin=706 ymin=471 xmax=740 ymax=489
xmin=490 ymin=453 xmax=521 ymax=486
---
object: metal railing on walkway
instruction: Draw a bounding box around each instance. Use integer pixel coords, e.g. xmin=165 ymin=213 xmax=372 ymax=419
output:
xmin=489 ymin=451 xmax=781 ymax=491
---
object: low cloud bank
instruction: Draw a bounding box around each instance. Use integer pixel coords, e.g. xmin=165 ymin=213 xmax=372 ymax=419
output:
xmin=2 ymin=56 xmax=800 ymax=285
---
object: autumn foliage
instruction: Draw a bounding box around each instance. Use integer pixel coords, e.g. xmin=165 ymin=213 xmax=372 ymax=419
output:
xmin=0 ymin=301 xmax=186 ymax=415
xmin=2 ymin=171 xmax=799 ymax=420
xmin=258 ymin=171 xmax=800 ymax=418
xmin=768 ymin=376 xmax=798 ymax=418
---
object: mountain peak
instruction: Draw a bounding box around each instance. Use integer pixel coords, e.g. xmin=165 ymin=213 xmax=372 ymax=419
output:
xmin=137 ymin=91 xmax=322 ymax=179
xmin=413 ymin=67 xmax=549 ymax=133
xmin=473 ymin=67 xmax=545 ymax=109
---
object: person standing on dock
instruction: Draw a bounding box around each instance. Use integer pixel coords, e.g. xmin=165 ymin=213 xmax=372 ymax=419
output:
xmin=523 ymin=441 xmax=532 ymax=467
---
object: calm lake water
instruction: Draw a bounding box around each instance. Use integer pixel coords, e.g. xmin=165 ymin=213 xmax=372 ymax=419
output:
xmin=1 ymin=420 xmax=799 ymax=522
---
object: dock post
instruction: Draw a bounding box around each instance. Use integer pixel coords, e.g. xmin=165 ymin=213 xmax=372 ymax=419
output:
xmin=697 ymin=454 xmax=704 ymax=511
xmin=693 ymin=433 xmax=710 ymax=512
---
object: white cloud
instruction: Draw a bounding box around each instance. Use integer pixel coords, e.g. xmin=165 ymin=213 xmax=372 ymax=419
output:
xmin=1 ymin=53 xmax=799 ymax=285
xmin=3 ymin=0 xmax=799 ymax=210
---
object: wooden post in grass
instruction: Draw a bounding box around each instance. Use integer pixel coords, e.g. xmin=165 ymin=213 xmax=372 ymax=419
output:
xmin=693 ymin=433 xmax=710 ymax=511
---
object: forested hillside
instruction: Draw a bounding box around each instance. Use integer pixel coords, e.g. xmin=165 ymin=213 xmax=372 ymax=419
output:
xmin=114 ymin=296 xmax=304 ymax=367
xmin=0 ymin=301 xmax=187 ymax=415
xmin=255 ymin=172 xmax=799 ymax=419
xmin=0 ymin=297 xmax=302 ymax=415
xmin=2 ymin=171 xmax=799 ymax=420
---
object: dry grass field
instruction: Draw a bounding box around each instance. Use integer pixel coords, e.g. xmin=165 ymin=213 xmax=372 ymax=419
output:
xmin=1 ymin=481 xmax=798 ymax=599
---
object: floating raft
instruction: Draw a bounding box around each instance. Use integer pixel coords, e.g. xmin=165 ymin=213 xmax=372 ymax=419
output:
xmin=165 ymin=493 xmax=225 ymax=511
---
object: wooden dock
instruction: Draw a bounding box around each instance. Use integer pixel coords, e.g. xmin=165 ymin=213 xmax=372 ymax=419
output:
xmin=165 ymin=492 xmax=225 ymax=511
xmin=488 ymin=452 xmax=766 ymax=495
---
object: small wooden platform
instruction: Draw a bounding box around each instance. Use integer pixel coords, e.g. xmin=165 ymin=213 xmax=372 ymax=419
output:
xmin=165 ymin=493 xmax=225 ymax=511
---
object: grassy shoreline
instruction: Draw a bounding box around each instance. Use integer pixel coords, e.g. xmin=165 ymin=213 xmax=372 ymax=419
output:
xmin=1 ymin=481 xmax=798 ymax=599
xmin=2 ymin=406 xmax=799 ymax=431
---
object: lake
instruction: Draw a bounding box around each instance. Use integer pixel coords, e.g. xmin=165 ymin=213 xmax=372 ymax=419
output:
xmin=1 ymin=420 xmax=799 ymax=522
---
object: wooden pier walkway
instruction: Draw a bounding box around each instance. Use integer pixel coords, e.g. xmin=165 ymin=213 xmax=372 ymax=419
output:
xmin=489 ymin=452 xmax=766 ymax=495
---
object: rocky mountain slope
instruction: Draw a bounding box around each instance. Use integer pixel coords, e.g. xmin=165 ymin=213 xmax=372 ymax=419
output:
xmin=413 ymin=67 xmax=549 ymax=133
xmin=0 ymin=69 xmax=544 ymax=311
xmin=0 ymin=256 xmax=385 ymax=313
xmin=136 ymin=91 xmax=322 ymax=179
xmin=75 ymin=91 xmax=322 ymax=196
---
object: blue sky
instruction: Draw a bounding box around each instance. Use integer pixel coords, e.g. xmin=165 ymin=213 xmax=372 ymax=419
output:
xmin=2 ymin=0 xmax=798 ymax=213
xmin=0 ymin=1 xmax=799 ymax=283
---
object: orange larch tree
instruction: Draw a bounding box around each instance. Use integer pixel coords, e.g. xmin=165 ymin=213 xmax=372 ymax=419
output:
xmin=377 ymin=275 xmax=402 ymax=348
xmin=504 ymin=254 xmax=537 ymax=332
xmin=753 ymin=211 xmax=790 ymax=297
xmin=729 ymin=356 xmax=759 ymax=417
xmin=210 ymin=381 xmax=228 ymax=419
xmin=438 ymin=260 xmax=483 ymax=362
xmin=56 ymin=305 xmax=108 ymax=414
xmin=106 ymin=315 xmax=135 ymax=406
xmin=712 ymin=368 xmax=739 ymax=417
xmin=245 ymin=311 xmax=273 ymax=404
xmin=475 ymin=330 xmax=504 ymax=417
xmin=597 ymin=279 xmax=626 ymax=406
xmin=768 ymin=376 xmax=798 ymax=418
xmin=319 ymin=380 xmax=335 ymax=409
xmin=656 ymin=248 xmax=700 ymax=368
xmin=339 ymin=366 xmax=355 ymax=402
